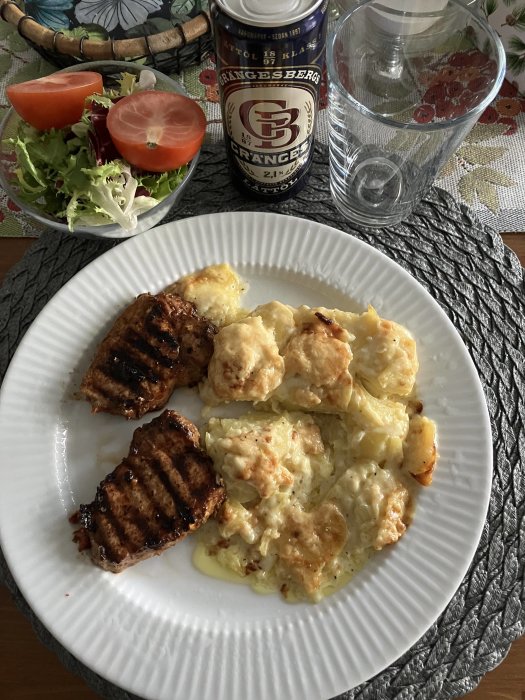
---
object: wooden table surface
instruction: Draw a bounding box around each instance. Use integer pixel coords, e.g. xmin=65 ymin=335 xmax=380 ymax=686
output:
xmin=1 ymin=234 xmax=524 ymax=700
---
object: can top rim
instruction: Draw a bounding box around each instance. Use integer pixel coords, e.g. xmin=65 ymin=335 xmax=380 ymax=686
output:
xmin=215 ymin=0 xmax=324 ymax=27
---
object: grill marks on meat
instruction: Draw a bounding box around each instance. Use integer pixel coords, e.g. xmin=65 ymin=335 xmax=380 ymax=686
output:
xmin=73 ymin=410 xmax=225 ymax=572
xmin=79 ymin=292 xmax=217 ymax=419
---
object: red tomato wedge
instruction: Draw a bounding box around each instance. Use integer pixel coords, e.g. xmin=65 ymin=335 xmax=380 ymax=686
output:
xmin=106 ymin=91 xmax=206 ymax=172
xmin=6 ymin=72 xmax=103 ymax=131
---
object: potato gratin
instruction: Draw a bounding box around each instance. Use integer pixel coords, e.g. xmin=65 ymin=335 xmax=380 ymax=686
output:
xmin=172 ymin=264 xmax=438 ymax=602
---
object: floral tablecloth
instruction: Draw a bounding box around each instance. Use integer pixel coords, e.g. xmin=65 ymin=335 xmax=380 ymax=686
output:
xmin=1 ymin=6 xmax=525 ymax=236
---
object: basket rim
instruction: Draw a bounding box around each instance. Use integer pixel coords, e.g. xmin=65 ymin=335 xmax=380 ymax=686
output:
xmin=0 ymin=0 xmax=211 ymax=61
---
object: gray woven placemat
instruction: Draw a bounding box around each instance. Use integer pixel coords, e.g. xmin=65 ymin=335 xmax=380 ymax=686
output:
xmin=1 ymin=143 xmax=524 ymax=700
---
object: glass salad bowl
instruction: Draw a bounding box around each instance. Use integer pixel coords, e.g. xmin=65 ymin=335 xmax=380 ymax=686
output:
xmin=0 ymin=61 xmax=202 ymax=239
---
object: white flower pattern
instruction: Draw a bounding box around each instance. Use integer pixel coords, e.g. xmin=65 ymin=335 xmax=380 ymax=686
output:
xmin=74 ymin=0 xmax=163 ymax=32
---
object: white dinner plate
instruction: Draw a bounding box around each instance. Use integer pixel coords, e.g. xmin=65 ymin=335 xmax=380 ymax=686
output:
xmin=0 ymin=212 xmax=492 ymax=700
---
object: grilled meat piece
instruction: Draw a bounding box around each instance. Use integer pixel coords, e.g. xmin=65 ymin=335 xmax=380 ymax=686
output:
xmin=79 ymin=292 xmax=217 ymax=419
xmin=72 ymin=410 xmax=225 ymax=572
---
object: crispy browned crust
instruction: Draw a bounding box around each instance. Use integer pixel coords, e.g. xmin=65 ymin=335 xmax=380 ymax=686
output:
xmin=73 ymin=410 xmax=225 ymax=572
xmin=79 ymin=292 xmax=217 ymax=420
xmin=411 ymin=443 xmax=438 ymax=486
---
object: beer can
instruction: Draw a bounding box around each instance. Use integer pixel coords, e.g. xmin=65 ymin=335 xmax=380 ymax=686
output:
xmin=211 ymin=0 xmax=328 ymax=201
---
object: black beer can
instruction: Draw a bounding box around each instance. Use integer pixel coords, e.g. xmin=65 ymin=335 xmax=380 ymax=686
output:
xmin=210 ymin=0 xmax=328 ymax=201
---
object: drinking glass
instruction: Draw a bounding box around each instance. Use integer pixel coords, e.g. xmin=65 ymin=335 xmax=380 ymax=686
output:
xmin=326 ymin=0 xmax=505 ymax=227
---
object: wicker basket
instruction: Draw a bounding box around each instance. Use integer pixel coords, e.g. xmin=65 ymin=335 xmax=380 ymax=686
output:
xmin=0 ymin=0 xmax=213 ymax=72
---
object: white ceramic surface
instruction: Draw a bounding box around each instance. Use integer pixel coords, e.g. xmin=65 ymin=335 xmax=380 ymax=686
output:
xmin=0 ymin=212 xmax=492 ymax=700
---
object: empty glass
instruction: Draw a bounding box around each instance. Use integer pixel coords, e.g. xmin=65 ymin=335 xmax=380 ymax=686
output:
xmin=326 ymin=0 xmax=505 ymax=227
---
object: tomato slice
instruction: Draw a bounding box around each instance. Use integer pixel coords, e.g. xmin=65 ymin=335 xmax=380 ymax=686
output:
xmin=106 ymin=91 xmax=206 ymax=172
xmin=6 ymin=72 xmax=103 ymax=131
